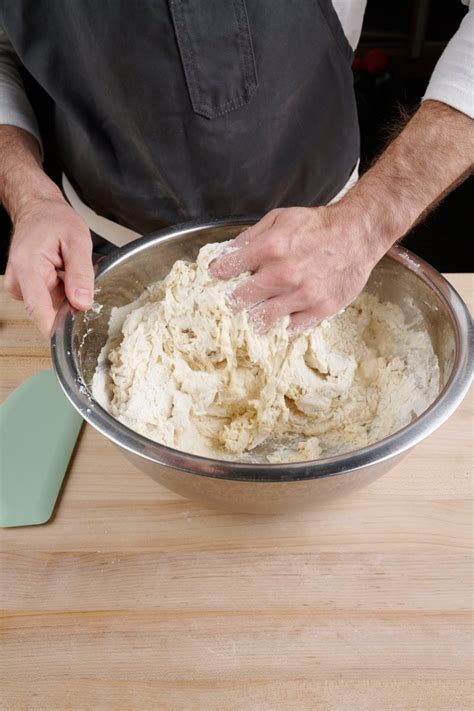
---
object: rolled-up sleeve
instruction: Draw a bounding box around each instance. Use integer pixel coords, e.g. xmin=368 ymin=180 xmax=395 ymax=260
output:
xmin=423 ymin=2 xmax=474 ymax=118
xmin=0 ymin=26 xmax=43 ymax=150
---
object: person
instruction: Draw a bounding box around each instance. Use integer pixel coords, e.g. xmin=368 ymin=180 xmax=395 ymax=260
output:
xmin=0 ymin=1 xmax=473 ymax=338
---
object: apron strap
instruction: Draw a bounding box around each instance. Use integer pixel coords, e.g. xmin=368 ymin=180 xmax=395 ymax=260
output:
xmin=328 ymin=160 xmax=359 ymax=204
xmin=62 ymin=174 xmax=142 ymax=247
xmin=62 ymin=160 xmax=359 ymax=249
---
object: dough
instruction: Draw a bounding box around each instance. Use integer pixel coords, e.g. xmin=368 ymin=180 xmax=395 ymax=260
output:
xmin=92 ymin=241 xmax=440 ymax=462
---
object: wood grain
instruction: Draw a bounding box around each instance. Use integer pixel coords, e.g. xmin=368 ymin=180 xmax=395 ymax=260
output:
xmin=0 ymin=275 xmax=472 ymax=711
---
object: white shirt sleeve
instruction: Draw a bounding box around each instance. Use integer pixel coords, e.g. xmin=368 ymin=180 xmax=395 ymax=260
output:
xmin=423 ymin=2 xmax=474 ymax=118
xmin=0 ymin=26 xmax=43 ymax=149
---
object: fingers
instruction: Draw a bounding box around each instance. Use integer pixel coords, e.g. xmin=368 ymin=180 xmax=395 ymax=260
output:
xmin=210 ymin=209 xmax=283 ymax=279
xmin=231 ymin=262 xmax=301 ymax=310
xmin=50 ymin=280 xmax=66 ymax=312
xmin=247 ymin=284 xmax=325 ymax=332
xmin=232 ymin=209 xmax=282 ymax=249
xmin=248 ymin=296 xmax=336 ymax=335
xmin=231 ymin=273 xmax=278 ymax=310
xmin=248 ymin=295 xmax=298 ymax=333
xmin=5 ymin=239 xmax=65 ymax=337
xmin=61 ymin=231 xmax=94 ymax=311
xmin=289 ymin=310 xmax=321 ymax=335
xmin=210 ymin=247 xmax=259 ymax=280
xmin=289 ymin=298 xmax=342 ymax=334
xmin=20 ymin=268 xmax=59 ymax=338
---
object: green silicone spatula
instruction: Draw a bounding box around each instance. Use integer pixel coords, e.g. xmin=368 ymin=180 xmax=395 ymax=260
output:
xmin=0 ymin=369 xmax=83 ymax=527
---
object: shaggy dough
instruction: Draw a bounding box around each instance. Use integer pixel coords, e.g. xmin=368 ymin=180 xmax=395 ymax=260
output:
xmin=92 ymin=241 xmax=440 ymax=462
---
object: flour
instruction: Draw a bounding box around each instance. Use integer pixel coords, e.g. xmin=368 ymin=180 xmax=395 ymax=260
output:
xmin=92 ymin=241 xmax=440 ymax=462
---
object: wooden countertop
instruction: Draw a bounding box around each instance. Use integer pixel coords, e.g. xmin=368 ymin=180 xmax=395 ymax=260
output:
xmin=0 ymin=274 xmax=472 ymax=710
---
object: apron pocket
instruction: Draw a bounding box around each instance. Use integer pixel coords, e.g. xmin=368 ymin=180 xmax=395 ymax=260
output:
xmin=169 ymin=0 xmax=258 ymax=119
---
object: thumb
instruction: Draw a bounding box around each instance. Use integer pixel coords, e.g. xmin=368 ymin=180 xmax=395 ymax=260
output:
xmin=62 ymin=231 xmax=95 ymax=311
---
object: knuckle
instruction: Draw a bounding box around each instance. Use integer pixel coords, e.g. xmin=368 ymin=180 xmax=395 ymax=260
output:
xmin=255 ymin=270 xmax=275 ymax=292
xmin=67 ymin=229 xmax=92 ymax=249
xmin=268 ymin=208 xmax=282 ymax=219
xmin=238 ymin=225 xmax=253 ymax=237
xmin=320 ymin=298 xmax=339 ymax=316
xmin=64 ymin=215 xmax=92 ymax=242
xmin=299 ymin=282 xmax=318 ymax=304
xmin=266 ymin=239 xmax=285 ymax=261
xmin=235 ymin=231 xmax=251 ymax=248
xmin=290 ymin=206 xmax=308 ymax=220
xmin=73 ymin=218 xmax=91 ymax=236
xmin=277 ymin=263 xmax=301 ymax=289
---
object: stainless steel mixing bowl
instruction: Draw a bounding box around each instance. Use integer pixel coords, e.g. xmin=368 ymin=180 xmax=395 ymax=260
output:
xmin=52 ymin=219 xmax=473 ymax=513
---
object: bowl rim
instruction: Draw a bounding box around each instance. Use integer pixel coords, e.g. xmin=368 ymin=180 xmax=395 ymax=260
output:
xmin=51 ymin=217 xmax=473 ymax=483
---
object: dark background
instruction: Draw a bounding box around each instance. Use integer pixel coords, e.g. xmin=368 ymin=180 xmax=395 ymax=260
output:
xmin=1 ymin=0 xmax=472 ymax=273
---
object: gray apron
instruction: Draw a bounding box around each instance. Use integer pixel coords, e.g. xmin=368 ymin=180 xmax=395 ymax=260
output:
xmin=1 ymin=1 xmax=359 ymax=234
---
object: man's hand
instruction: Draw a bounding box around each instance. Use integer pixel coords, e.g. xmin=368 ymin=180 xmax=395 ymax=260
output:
xmin=0 ymin=125 xmax=94 ymax=338
xmin=211 ymin=101 xmax=473 ymax=331
xmin=5 ymin=196 xmax=94 ymax=338
xmin=210 ymin=206 xmax=379 ymax=331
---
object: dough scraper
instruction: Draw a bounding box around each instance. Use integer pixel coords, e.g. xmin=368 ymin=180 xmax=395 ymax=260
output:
xmin=0 ymin=369 xmax=83 ymax=527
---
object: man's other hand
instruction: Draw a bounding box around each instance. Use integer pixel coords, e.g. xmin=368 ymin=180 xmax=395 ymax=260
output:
xmin=5 ymin=196 xmax=94 ymax=338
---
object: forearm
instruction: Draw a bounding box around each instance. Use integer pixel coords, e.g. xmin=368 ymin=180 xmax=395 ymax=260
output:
xmin=0 ymin=124 xmax=63 ymax=222
xmin=338 ymin=100 xmax=474 ymax=257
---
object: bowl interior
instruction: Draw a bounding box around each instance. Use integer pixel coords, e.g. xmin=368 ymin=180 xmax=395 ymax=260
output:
xmin=70 ymin=223 xmax=456 ymax=462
